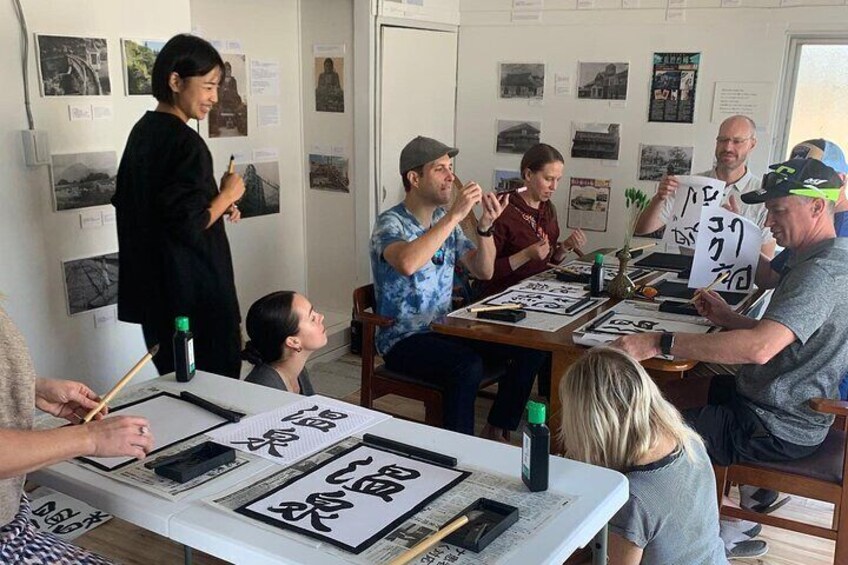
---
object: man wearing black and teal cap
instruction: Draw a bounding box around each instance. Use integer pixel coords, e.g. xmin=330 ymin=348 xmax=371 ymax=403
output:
xmin=615 ymin=156 xmax=848 ymax=463
xmin=613 ymin=157 xmax=848 ymax=557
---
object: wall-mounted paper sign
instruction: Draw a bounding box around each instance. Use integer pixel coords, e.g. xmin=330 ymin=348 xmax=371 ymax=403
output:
xmin=690 ymin=206 xmax=761 ymax=292
xmin=711 ymin=82 xmax=773 ymax=130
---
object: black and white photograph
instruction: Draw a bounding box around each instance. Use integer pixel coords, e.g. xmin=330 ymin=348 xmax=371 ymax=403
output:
xmin=494 ymin=169 xmax=523 ymax=192
xmin=315 ymin=56 xmax=345 ymax=112
xmin=638 ymin=144 xmax=693 ymax=181
xmin=62 ymin=252 xmax=118 ymax=316
xmin=309 ymin=154 xmax=350 ymax=193
xmin=499 ymin=63 xmax=544 ymax=99
xmin=568 ymin=177 xmax=610 ymax=232
xmin=571 ymin=122 xmax=620 ymax=160
xmin=577 ymin=62 xmax=628 ymax=100
xmin=51 ymin=151 xmax=117 ymax=211
xmin=496 ymin=120 xmax=541 ymax=154
xmin=234 ymin=161 xmax=281 ymax=218
xmin=37 ymin=34 xmax=111 ymax=96
xmin=122 ymin=39 xmax=166 ymax=95
xmin=209 ymin=54 xmax=248 ymax=138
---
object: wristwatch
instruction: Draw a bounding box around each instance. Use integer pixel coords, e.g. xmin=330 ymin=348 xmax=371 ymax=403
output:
xmin=476 ymin=224 xmax=494 ymax=237
xmin=660 ymin=332 xmax=675 ymax=356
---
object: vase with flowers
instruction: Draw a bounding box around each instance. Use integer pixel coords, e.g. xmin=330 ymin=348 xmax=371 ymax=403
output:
xmin=608 ymin=187 xmax=650 ymax=299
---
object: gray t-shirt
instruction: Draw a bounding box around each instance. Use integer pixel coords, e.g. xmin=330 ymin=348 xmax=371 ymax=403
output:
xmin=738 ymin=238 xmax=848 ymax=446
xmin=610 ymin=441 xmax=727 ymax=564
xmin=244 ymin=363 xmax=315 ymax=396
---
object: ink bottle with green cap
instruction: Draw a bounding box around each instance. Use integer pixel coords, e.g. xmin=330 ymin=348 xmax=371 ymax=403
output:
xmin=173 ymin=316 xmax=196 ymax=382
xmin=522 ymin=400 xmax=550 ymax=492
xmin=590 ymin=253 xmax=605 ymax=297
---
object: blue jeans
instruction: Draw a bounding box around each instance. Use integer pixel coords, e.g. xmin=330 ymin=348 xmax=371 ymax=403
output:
xmin=384 ymin=333 xmax=544 ymax=435
xmin=840 ymin=373 xmax=848 ymax=400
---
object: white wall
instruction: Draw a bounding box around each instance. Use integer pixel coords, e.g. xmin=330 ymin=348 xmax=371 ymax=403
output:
xmin=0 ymin=0 xmax=191 ymax=390
xmin=190 ymin=0 xmax=307 ymax=308
xmin=300 ymin=0 xmax=357 ymax=317
xmin=0 ymin=0 xmax=306 ymax=392
xmin=456 ymin=1 xmax=848 ymax=250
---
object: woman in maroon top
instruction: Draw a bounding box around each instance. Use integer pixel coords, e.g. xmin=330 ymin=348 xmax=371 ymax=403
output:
xmin=479 ymin=144 xmax=586 ymax=297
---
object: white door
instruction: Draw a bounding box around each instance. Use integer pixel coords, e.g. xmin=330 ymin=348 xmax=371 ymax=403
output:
xmin=378 ymin=26 xmax=458 ymax=213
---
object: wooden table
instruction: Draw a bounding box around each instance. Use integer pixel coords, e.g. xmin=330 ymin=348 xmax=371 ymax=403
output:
xmin=431 ymin=282 xmax=698 ymax=451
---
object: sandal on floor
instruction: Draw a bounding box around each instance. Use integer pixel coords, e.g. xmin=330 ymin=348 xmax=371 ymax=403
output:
xmin=740 ymin=487 xmax=792 ymax=514
xmin=726 ymin=539 xmax=769 ymax=559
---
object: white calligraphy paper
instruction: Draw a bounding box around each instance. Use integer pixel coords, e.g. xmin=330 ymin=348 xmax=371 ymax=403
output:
xmin=208 ymin=397 xmax=389 ymax=465
xmin=662 ymin=175 xmax=726 ymax=249
xmin=689 ymin=206 xmax=761 ymax=291
xmin=236 ymin=444 xmax=468 ymax=553
xmin=78 ymin=393 xmax=228 ymax=471
xmin=29 ymin=487 xmax=112 ymax=540
xmin=485 ymin=289 xmax=588 ymax=316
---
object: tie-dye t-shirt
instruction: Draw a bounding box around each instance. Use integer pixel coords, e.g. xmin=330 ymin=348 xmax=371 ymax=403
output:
xmin=370 ymin=203 xmax=476 ymax=355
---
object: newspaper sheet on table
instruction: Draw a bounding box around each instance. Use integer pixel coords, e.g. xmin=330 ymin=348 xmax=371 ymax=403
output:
xmin=572 ymin=300 xmax=714 ymax=359
xmin=236 ymin=444 xmax=470 ymax=554
xmin=537 ymin=262 xmax=653 ymax=283
xmin=207 ymin=438 xmax=575 ymax=564
xmin=689 ymin=206 xmax=761 ymax=292
xmin=207 ymin=396 xmax=390 ymax=466
xmin=35 ymin=385 xmax=258 ymax=501
xmin=78 ymin=392 xmax=231 ymax=471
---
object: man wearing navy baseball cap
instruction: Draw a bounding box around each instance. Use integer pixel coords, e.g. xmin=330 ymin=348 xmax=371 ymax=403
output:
xmin=613 ymin=157 xmax=848 ymax=553
xmin=368 ymin=136 xmax=544 ymax=440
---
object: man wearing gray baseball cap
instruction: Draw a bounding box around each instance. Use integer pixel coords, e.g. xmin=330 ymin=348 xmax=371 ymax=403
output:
xmin=369 ymin=136 xmax=545 ymax=439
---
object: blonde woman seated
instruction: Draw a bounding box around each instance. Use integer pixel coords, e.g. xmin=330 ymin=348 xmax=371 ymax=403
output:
xmin=241 ymin=291 xmax=327 ymax=394
xmin=559 ymin=347 xmax=729 ymax=564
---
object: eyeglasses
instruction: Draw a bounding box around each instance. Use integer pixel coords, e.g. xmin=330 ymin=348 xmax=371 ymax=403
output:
xmin=432 ymin=246 xmax=445 ymax=266
xmin=716 ymin=136 xmax=753 ymax=146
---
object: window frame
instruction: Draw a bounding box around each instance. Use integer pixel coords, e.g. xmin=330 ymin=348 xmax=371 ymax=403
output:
xmin=774 ymin=34 xmax=848 ymax=162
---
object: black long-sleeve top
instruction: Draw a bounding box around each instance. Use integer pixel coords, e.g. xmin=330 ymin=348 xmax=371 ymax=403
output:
xmin=112 ymin=111 xmax=239 ymax=328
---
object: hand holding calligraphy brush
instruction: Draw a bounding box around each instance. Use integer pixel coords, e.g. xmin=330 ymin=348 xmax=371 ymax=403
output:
xmin=83 ymin=345 xmax=159 ymax=423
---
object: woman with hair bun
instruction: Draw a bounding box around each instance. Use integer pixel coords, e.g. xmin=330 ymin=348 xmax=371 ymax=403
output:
xmin=242 ymin=292 xmax=327 ymax=394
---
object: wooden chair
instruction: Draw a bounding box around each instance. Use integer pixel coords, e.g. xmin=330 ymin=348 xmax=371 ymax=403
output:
xmin=713 ymin=398 xmax=848 ymax=564
xmin=352 ymin=284 xmax=501 ymax=427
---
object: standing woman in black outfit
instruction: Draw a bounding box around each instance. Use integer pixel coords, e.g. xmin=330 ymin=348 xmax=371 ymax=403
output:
xmin=112 ymin=35 xmax=245 ymax=378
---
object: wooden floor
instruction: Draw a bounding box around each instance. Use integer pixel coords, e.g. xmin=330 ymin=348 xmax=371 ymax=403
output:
xmin=59 ymin=362 xmax=837 ymax=564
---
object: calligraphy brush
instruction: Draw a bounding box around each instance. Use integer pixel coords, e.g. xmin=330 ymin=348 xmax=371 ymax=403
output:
xmin=83 ymin=345 xmax=159 ymax=423
xmin=687 ymin=271 xmax=730 ymax=304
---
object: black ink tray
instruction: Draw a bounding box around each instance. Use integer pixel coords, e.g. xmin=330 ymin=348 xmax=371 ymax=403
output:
xmin=554 ymin=270 xmax=589 ymax=283
xmin=477 ymin=309 xmax=526 ymax=323
xmin=659 ymin=301 xmax=701 ymax=316
xmin=153 ymin=441 xmax=234 ymax=483
xmin=443 ymin=497 xmax=519 ymax=553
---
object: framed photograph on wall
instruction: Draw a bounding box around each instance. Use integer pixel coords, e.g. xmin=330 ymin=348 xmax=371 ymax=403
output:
xmin=121 ymin=38 xmax=166 ymax=96
xmin=309 ymin=154 xmax=350 ymax=193
xmin=36 ymin=34 xmax=111 ymax=96
xmin=638 ymin=144 xmax=693 ymax=181
xmin=577 ymin=62 xmax=628 ymax=100
xmin=62 ymin=252 xmax=119 ymax=316
xmin=51 ymin=151 xmax=117 ymax=212
xmin=499 ymin=63 xmax=544 ymax=100
xmin=233 ymin=161 xmax=281 ymax=217
xmin=493 ymin=169 xmax=523 ymax=192
xmin=571 ymin=122 xmax=620 ymax=160
xmin=496 ymin=119 xmax=541 ymax=154
xmin=208 ymin=54 xmax=248 ymax=138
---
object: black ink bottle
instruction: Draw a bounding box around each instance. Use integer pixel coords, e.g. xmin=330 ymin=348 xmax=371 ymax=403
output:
xmin=522 ymin=401 xmax=549 ymax=492
xmin=173 ymin=316 xmax=196 ymax=382
xmin=590 ymin=253 xmax=605 ymax=297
